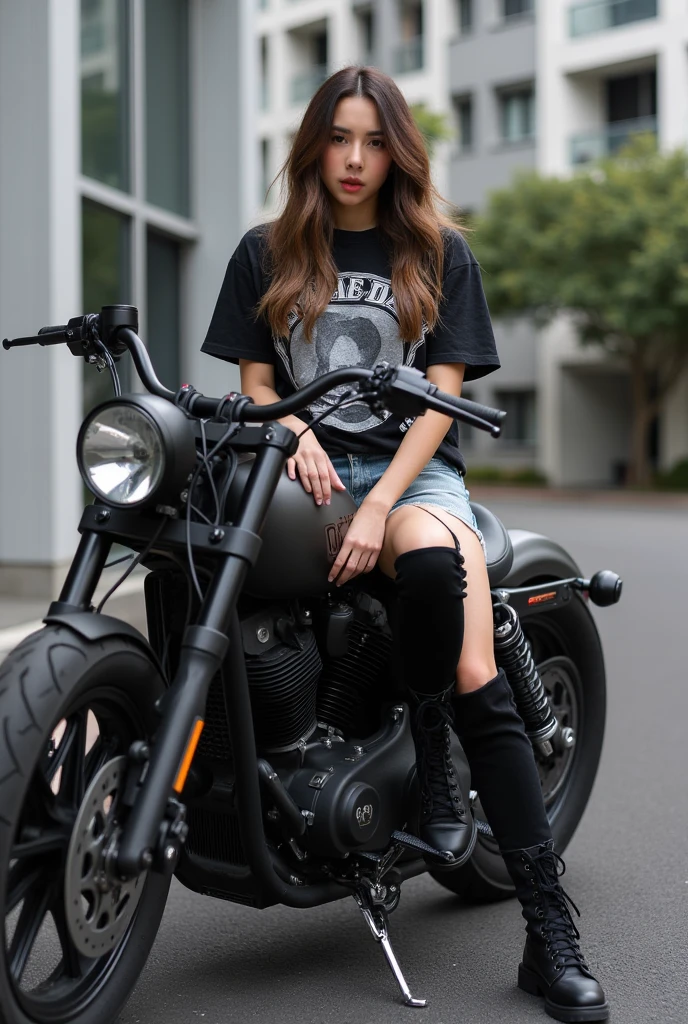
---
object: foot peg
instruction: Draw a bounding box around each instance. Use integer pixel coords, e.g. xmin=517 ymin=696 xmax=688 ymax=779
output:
xmin=354 ymin=880 xmax=427 ymax=1008
xmin=390 ymin=829 xmax=455 ymax=864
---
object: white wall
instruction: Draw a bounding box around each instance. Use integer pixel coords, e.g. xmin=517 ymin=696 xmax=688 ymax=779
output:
xmin=0 ymin=0 xmax=83 ymax=597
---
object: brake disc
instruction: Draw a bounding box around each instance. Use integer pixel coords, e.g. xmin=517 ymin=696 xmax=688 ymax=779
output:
xmin=64 ymin=755 xmax=147 ymax=958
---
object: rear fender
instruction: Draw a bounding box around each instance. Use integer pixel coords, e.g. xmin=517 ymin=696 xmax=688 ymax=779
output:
xmin=499 ymin=530 xmax=581 ymax=588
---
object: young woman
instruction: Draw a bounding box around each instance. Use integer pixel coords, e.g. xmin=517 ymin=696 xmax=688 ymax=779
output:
xmin=202 ymin=67 xmax=609 ymax=1023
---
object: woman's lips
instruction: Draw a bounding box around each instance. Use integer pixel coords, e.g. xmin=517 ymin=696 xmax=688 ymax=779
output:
xmin=341 ymin=181 xmax=363 ymax=193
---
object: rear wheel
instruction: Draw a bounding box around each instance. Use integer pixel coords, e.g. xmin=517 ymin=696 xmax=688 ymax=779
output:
xmin=0 ymin=626 xmax=170 ymax=1024
xmin=433 ymin=592 xmax=606 ymax=903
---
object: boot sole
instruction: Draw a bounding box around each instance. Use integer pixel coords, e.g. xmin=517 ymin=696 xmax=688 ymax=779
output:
xmin=426 ymin=817 xmax=478 ymax=872
xmin=518 ymin=964 xmax=610 ymax=1022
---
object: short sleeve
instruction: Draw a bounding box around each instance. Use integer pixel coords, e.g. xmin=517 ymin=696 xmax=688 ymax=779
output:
xmin=426 ymin=242 xmax=501 ymax=382
xmin=201 ymin=232 xmax=275 ymax=366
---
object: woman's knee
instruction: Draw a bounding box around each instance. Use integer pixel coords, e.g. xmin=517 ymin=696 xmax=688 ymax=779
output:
xmin=380 ymin=506 xmax=455 ymax=577
xmin=456 ymin=652 xmax=498 ymax=693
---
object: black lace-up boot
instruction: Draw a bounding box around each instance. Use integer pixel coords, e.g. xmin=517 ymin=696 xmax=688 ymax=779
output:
xmin=502 ymin=841 xmax=609 ymax=1022
xmin=408 ymin=687 xmax=476 ymax=868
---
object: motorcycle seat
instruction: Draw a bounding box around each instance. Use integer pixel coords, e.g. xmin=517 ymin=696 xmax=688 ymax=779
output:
xmin=470 ymin=503 xmax=513 ymax=586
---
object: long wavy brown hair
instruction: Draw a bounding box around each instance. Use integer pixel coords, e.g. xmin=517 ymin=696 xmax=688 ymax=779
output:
xmin=257 ymin=66 xmax=459 ymax=343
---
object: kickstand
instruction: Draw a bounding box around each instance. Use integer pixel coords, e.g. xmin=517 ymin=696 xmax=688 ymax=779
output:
xmin=354 ymin=883 xmax=427 ymax=1008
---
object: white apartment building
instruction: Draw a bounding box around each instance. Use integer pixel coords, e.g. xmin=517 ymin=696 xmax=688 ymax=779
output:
xmin=256 ymin=0 xmax=688 ymax=485
xmin=537 ymin=0 xmax=688 ymax=484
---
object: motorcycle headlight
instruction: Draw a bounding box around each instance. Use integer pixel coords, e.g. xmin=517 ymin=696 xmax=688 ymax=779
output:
xmin=77 ymin=395 xmax=197 ymax=508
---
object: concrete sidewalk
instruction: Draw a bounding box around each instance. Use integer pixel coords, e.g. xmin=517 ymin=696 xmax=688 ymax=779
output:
xmin=467 ymin=483 xmax=688 ymax=509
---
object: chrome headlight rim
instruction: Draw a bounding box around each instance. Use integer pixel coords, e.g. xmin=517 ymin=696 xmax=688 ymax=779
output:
xmin=77 ymin=394 xmax=197 ymax=510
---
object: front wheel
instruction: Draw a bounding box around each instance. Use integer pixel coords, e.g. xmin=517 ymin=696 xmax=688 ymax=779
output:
xmin=433 ymin=593 xmax=606 ymax=903
xmin=0 ymin=626 xmax=170 ymax=1024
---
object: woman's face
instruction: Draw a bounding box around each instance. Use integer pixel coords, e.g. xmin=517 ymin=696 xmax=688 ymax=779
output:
xmin=320 ymin=96 xmax=393 ymax=224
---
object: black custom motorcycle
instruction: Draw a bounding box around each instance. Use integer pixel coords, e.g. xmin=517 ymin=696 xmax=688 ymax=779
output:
xmin=0 ymin=306 xmax=621 ymax=1024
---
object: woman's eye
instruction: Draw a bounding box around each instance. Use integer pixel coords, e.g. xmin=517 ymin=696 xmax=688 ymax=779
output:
xmin=332 ymin=135 xmax=346 ymax=144
xmin=369 ymin=139 xmax=385 ymax=148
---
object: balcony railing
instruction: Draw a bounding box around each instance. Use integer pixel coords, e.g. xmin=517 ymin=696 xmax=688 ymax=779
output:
xmin=570 ymin=116 xmax=657 ymax=164
xmin=290 ymin=64 xmax=328 ymax=105
xmin=393 ymin=36 xmax=423 ymax=74
xmin=569 ymin=0 xmax=658 ymax=38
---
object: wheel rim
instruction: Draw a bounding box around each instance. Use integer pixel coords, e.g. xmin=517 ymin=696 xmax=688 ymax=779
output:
xmin=536 ymin=657 xmax=580 ymax=806
xmin=3 ymin=687 xmax=147 ymax=1020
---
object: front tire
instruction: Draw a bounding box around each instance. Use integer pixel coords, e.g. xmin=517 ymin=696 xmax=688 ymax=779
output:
xmin=0 ymin=626 xmax=169 ymax=1024
xmin=433 ymin=593 xmax=606 ymax=903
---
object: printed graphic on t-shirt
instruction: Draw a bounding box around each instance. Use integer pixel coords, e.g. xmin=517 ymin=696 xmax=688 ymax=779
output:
xmin=274 ymin=272 xmax=425 ymax=434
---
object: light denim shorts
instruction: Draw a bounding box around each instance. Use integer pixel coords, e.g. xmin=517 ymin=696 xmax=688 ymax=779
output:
xmin=330 ymin=454 xmax=485 ymax=554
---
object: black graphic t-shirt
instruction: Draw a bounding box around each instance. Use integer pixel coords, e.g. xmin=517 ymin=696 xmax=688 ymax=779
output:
xmin=201 ymin=225 xmax=500 ymax=474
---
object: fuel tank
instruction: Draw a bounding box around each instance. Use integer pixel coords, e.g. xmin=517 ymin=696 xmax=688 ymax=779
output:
xmin=225 ymin=455 xmax=358 ymax=599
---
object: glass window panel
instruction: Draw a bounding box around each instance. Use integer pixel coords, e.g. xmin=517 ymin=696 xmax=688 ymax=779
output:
xmin=81 ymin=0 xmax=130 ymax=190
xmin=495 ymin=390 xmax=537 ymax=444
xmin=145 ymin=0 xmax=190 ymax=216
xmin=82 ymin=199 xmax=132 ymax=411
xmin=147 ymin=231 xmax=182 ymax=392
xmin=459 ymin=0 xmax=473 ymax=32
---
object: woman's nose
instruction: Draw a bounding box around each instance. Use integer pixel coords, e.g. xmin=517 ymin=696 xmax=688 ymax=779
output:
xmin=347 ymin=144 xmax=363 ymax=168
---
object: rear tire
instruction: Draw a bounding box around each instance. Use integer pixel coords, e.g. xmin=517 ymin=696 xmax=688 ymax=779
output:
xmin=432 ymin=593 xmax=606 ymax=903
xmin=0 ymin=625 xmax=169 ymax=1024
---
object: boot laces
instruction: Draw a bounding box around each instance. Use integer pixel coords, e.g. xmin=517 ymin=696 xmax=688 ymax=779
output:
xmin=530 ymin=845 xmax=589 ymax=971
xmin=416 ymin=700 xmax=465 ymax=823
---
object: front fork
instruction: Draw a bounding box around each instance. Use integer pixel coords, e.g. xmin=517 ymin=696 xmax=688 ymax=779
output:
xmin=55 ymin=432 xmax=294 ymax=880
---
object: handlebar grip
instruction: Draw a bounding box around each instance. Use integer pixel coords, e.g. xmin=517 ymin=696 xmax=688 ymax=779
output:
xmin=433 ymin=388 xmax=506 ymax=430
xmin=38 ymin=324 xmax=68 ymax=336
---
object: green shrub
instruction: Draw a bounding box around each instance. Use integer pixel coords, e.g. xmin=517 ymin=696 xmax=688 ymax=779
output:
xmin=655 ymin=459 xmax=688 ymax=491
xmin=465 ymin=465 xmax=548 ymax=486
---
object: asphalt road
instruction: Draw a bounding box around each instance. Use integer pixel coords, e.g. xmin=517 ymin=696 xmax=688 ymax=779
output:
xmin=107 ymin=496 xmax=687 ymax=1024
xmin=21 ymin=497 xmax=687 ymax=1024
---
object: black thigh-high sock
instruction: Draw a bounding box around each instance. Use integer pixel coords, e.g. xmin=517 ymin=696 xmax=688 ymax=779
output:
xmin=394 ymin=546 xmax=467 ymax=698
xmin=454 ymin=670 xmax=552 ymax=851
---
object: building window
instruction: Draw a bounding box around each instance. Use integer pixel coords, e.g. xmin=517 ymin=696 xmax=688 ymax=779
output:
xmin=495 ymin=390 xmax=537 ymax=444
xmin=260 ymin=36 xmax=269 ymax=110
xmin=80 ymin=0 xmax=130 ymax=191
xmin=394 ymin=1 xmax=423 ymax=74
xmin=145 ymin=0 xmax=190 ymax=216
xmin=80 ymin=1 xmax=194 ymax=413
xmin=147 ymin=231 xmax=182 ymax=391
xmin=260 ymin=138 xmax=272 ymax=205
xmin=503 ymin=0 xmax=534 ymax=18
xmin=570 ymin=0 xmax=658 ymax=38
xmin=357 ymin=7 xmax=375 ymax=64
xmin=571 ymin=69 xmax=657 ymax=164
xmin=499 ymin=87 xmax=535 ymax=143
xmin=82 ymin=199 xmax=132 ymax=409
xmin=289 ymin=25 xmax=329 ymax=105
xmin=453 ymin=95 xmax=474 ymax=151
xmin=458 ymin=0 xmax=473 ymax=33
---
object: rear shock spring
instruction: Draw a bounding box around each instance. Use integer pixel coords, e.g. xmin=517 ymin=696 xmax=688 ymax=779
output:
xmin=492 ymin=602 xmax=558 ymax=756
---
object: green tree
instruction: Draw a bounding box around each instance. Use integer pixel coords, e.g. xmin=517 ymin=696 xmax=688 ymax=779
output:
xmin=471 ymin=136 xmax=688 ymax=485
xmin=411 ymin=103 xmax=452 ymax=160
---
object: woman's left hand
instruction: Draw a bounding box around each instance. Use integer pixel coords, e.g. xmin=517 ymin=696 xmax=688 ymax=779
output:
xmin=328 ymin=500 xmax=388 ymax=586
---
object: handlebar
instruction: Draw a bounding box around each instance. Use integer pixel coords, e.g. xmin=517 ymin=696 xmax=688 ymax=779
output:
xmin=3 ymin=307 xmax=506 ymax=437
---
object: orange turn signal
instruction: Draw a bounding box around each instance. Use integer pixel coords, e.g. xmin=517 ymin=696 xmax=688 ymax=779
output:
xmin=173 ymin=718 xmax=204 ymax=793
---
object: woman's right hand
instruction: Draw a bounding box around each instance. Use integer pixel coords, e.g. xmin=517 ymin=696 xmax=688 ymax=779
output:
xmin=288 ymin=431 xmax=346 ymax=506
